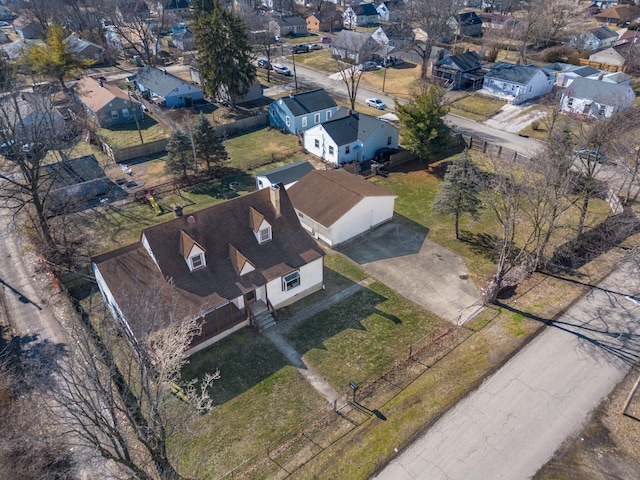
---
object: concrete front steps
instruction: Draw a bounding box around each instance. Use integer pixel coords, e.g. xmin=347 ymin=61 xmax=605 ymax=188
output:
xmin=250 ymin=300 xmax=276 ymax=332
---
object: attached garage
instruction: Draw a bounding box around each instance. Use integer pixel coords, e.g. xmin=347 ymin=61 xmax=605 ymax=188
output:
xmin=288 ymin=169 xmax=396 ymax=247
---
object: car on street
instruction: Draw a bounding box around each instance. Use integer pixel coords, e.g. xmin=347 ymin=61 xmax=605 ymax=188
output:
xmin=291 ymin=44 xmax=310 ymax=54
xmin=574 ymin=149 xmax=605 ymax=162
xmin=257 ymin=59 xmax=272 ymax=69
xmin=358 ymin=61 xmax=379 ymax=71
xmin=274 ymin=35 xmax=282 ymax=42
xmin=273 ymin=64 xmax=292 ymax=76
xmin=0 ymin=21 xmax=10 ymax=27
xmin=308 ymin=43 xmax=322 ymax=51
xmin=366 ymin=98 xmax=386 ymax=110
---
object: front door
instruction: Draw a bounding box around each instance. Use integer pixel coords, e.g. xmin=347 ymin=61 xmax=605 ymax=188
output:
xmin=244 ymin=290 xmax=256 ymax=312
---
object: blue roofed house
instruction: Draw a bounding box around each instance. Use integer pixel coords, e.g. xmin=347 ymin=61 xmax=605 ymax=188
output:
xmin=132 ymin=65 xmax=204 ymax=108
xmin=480 ymin=62 xmax=554 ymax=104
xmin=559 ymin=77 xmax=635 ymax=120
xmin=303 ymin=108 xmax=399 ymax=166
xmin=268 ymin=89 xmax=338 ymax=135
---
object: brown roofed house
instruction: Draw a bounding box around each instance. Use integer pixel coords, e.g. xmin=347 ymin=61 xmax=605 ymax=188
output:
xmin=594 ymin=4 xmax=640 ymax=25
xmin=74 ymin=76 xmax=144 ymax=127
xmin=92 ymin=185 xmax=325 ymax=355
xmin=288 ymin=169 xmax=396 ymax=247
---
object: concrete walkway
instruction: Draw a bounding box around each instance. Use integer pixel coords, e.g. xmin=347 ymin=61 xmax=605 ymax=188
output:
xmin=263 ymin=278 xmax=374 ymax=403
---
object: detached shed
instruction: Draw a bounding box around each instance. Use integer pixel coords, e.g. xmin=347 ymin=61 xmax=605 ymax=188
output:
xmin=255 ymin=161 xmax=315 ymax=190
xmin=288 ymin=169 xmax=396 ymax=247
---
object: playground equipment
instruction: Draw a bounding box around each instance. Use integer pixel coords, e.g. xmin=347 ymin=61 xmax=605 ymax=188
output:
xmin=144 ymin=193 xmax=162 ymax=214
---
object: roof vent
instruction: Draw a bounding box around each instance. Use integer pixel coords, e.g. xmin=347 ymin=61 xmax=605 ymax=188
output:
xmin=187 ymin=215 xmax=196 ymax=224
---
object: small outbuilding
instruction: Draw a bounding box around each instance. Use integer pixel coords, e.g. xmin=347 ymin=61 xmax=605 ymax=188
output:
xmin=288 ymin=169 xmax=396 ymax=247
xmin=255 ymin=161 xmax=315 ymax=190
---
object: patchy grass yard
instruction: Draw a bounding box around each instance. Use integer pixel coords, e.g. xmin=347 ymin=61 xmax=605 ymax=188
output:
xmin=447 ymin=94 xmax=507 ymax=122
xmin=98 ymin=114 xmax=173 ymax=148
xmin=293 ymin=49 xmax=342 ymax=73
xmin=224 ymin=126 xmax=304 ymax=170
xmin=358 ymin=63 xmax=421 ymax=100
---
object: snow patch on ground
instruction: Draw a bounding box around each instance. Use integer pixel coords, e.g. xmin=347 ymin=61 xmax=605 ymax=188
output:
xmin=484 ymin=103 xmax=547 ymax=133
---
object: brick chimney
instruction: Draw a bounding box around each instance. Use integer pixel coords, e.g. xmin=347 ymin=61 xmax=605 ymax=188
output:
xmin=269 ymin=184 xmax=281 ymax=217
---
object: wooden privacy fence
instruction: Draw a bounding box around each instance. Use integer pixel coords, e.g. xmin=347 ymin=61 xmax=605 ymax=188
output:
xmin=102 ymin=138 xmax=169 ymax=163
xmin=463 ymin=135 xmax=532 ymax=163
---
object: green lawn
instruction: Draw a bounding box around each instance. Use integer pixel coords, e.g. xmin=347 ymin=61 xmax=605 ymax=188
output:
xmin=447 ymin=94 xmax=506 ymax=122
xmin=224 ymin=126 xmax=303 ymax=170
xmin=98 ymin=114 xmax=173 ymax=148
xmin=293 ymin=49 xmax=342 ymax=73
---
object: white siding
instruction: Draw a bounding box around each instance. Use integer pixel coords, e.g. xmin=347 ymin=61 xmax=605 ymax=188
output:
xmin=266 ymin=257 xmax=324 ymax=308
xmin=140 ymin=233 xmax=160 ymax=271
xmin=93 ymin=264 xmax=136 ymax=339
xmin=303 ymin=125 xmax=339 ymax=165
xmin=329 ymin=196 xmax=395 ymax=245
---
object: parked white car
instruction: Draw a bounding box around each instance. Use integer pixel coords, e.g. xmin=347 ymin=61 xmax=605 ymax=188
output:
xmin=273 ymin=64 xmax=292 ymax=76
xmin=366 ymin=98 xmax=386 ymax=110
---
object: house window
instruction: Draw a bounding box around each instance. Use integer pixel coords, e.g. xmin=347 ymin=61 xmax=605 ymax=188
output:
xmin=567 ymin=98 xmax=573 ymax=108
xmin=345 ymin=146 xmax=350 ymax=154
xmin=583 ymin=103 xmax=591 ymax=114
xmin=599 ymin=105 xmax=606 ymax=116
xmin=259 ymin=226 xmax=272 ymax=243
xmin=528 ymin=86 xmax=532 ymax=92
xmin=191 ymin=253 xmax=203 ymax=269
xmin=111 ymin=111 xmax=119 ymax=119
xmin=283 ymin=271 xmax=301 ymax=291
xmin=271 ymin=110 xmax=275 ymax=116
xmin=314 ymin=138 xmax=320 ymax=148
xmin=387 ymin=136 xmax=392 ymax=145
xmin=122 ymin=108 xmax=130 ymax=117
xmin=329 ymin=146 xmax=334 ymax=155
xmin=286 ymin=116 xmax=290 ymax=127
xmin=314 ymin=113 xmax=320 ymax=123
xmin=302 ymin=117 xmax=307 ymax=127
xmin=326 ymin=110 xmax=332 ymax=120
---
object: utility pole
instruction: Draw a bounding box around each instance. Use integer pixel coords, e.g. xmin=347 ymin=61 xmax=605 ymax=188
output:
xmin=128 ymin=86 xmax=144 ymax=144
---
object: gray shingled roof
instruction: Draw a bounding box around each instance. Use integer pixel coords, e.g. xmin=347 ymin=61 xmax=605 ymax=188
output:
xmin=259 ymin=161 xmax=314 ymax=186
xmin=133 ymin=65 xmax=196 ymax=97
xmin=436 ymin=51 xmax=482 ymax=71
xmin=486 ymin=62 xmax=542 ymax=84
xmin=354 ymin=3 xmax=379 ymax=16
xmin=454 ymin=11 xmax=482 ymax=26
xmin=321 ymin=108 xmax=384 ymax=146
xmin=566 ymin=77 xmax=633 ymax=106
xmin=65 ymin=34 xmax=104 ymax=55
xmin=279 ymin=89 xmax=337 ymax=117
xmin=592 ymin=25 xmax=618 ymax=40
xmin=571 ymin=65 xmax=602 ymax=77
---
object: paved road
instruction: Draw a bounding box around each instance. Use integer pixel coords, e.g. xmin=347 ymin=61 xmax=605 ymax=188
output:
xmin=372 ymin=255 xmax=640 ymax=480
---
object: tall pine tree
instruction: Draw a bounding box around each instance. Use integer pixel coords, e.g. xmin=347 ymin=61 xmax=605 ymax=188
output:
xmin=432 ymin=150 xmax=482 ymax=240
xmin=193 ymin=2 xmax=256 ymax=106
xmin=165 ymin=131 xmax=192 ymax=179
xmin=193 ymin=113 xmax=228 ymax=175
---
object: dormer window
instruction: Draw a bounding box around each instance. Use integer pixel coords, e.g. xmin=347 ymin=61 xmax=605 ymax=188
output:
xmin=259 ymin=225 xmax=272 ymax=243
xmin=191 ymin=253 xmax=203 ymax=269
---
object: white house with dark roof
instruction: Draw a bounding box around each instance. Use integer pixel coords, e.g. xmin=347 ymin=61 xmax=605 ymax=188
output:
xmin=268 ymin=89 xmax=338 ymax=135
xmin=92 ymin=185 xmax=325 ymax=354
xmin=431 ymin=51 xmax=486 ymax=90
xmin=342 ymin=3 xmax=379 ymax=28
xmin=559 ymin=77 xmax=634 ymax=119
xmin=288 ymin=169 xmax=396 ymax=247
xmin=132 ymin=65 xmax=204 ymax=108
xmin=303 ymin=108 xmax=399 ymax=166
xmin=480 ymin=62 xmax=554 ymax=104
xmin=571 ymin=25 xmax=619 ymax=51
xmin=270 ymin=15 xmax=308 ymax=37
xmin=255 ymin=161 xmax=315 ymax=190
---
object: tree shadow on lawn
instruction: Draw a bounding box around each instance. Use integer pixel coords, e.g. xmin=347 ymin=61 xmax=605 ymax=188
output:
xmin=282 ymin=287 xmax=401 ymax=356
xmin=182 ymin=327 xmax=291 ymax=406
xmin=184 ymin=169 xmax=254 ymax=200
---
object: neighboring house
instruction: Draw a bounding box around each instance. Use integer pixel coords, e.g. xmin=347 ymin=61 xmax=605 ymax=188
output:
xmin=0 ymin=92 xmax=66 ymax=141
xmin=559 ymin=76 xmax=634 ymax=119
xmin=132 ymin=65 xmax=204 ymax=108
xmin=431 ymin=50 xmax=486 ymax=90
xmin=331 ymin=29 xmax=384 ymax=63
xmin=376 ymin=2 xmax=390 ymax=22
xmin=268 ymin=88 xmax=338 ymax=135
xmin=155 ymin=0 xmax=190 ymax=15
xmin=447 ymin=11 xmax=483 ymax=37
xmin=549 ymin=64 xmax=602 ymax=87
xmin=0 ymin=6 xmax=13 ymax=21
xmin=599 ymin=70 xmax=632 ymax=84
xmin=288 ymin=169 xmax=396 ymax=247
xmin=477 ymin=12 xmax=518 ymax=31
xmin=342 ymin=3 xmax=379 ymax=28
xmin=571 ymin=25 xmax=619 ymax=51
xmin=45 ymin=154 xmax=111 ymax=214
xmin=92 ymin=185 xmax=325 ymax=354
xmin=12 ymin=15 xmax=42 ymax=39
xmin=594 ymin=4 xmax=640 ymax=25
xmin=306 ymin=13 xmax=341 ymax=32
xmin=74 ymin=76 xmax=143 ymax=127
xmin=171 ymin=29 xmax=194 ymax=51
xmin=303 ymin=108 xmax=399 ymax=166
xmin=480 ymin=62 xmax=554 ymax=104
xmin=587 ymin=46 xmax=627 ymax=70
xmin=1 ymin=38 xmax=27 ymax=61
xmin=65 ymin=34 xmax=105 ymax=64
xmin=255 ymin=161 xmax=314 ymax=190
xmin=270 ymin=15 xmax=307 ymax=37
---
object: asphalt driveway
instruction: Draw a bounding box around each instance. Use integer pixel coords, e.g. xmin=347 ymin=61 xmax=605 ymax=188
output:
xmin=338 ymin=221 xmax=480 ymax=323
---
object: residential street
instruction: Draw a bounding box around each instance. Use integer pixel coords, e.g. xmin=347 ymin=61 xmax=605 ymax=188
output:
xmin=372 ymin=255 xmax=640 ymax=480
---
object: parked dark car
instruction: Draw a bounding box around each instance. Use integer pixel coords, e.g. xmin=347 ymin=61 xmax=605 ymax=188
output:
xmin=574 ymin=149 xmax=605 ymax=162
xmin=291 ymin=44 xmax=310 ymax=54
xmin=258 ymin=59 xmax=272 ymax=69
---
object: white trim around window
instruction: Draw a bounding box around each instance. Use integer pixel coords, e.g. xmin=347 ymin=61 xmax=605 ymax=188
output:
xmin=191 ymin=253 xmax=203 ymax=270
xmin=259 ymin=226 xmax=272 ymax=243
xmin=282 ymin=271 xmax=301 ymax=291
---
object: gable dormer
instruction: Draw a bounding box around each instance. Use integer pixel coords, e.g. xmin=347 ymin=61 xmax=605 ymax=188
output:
xmin=179 ymin=230 xmax=206 ymax=271
xmin=250 ymin=207 xmax=272 ymax=244
xmin=229 ymin=244 xmax=255 ymax=276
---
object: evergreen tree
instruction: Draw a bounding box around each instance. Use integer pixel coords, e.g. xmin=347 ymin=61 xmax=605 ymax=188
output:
xmin=24 ymin=24 xmax=89 ymax=91
xmin=432 ymin=150 xmax=482 ymax=240
xmin=395 ymin=84 xmax=450 ymax=161
xmin=165 ymin=131 xmax=192 ymax=179
xmin=192 ymin=113 xmax=228 ymax=174
xmin=193 ymin=3 xmax=256 ymax=106
xmin=190 ymin=0 xmax=216 ymax=14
